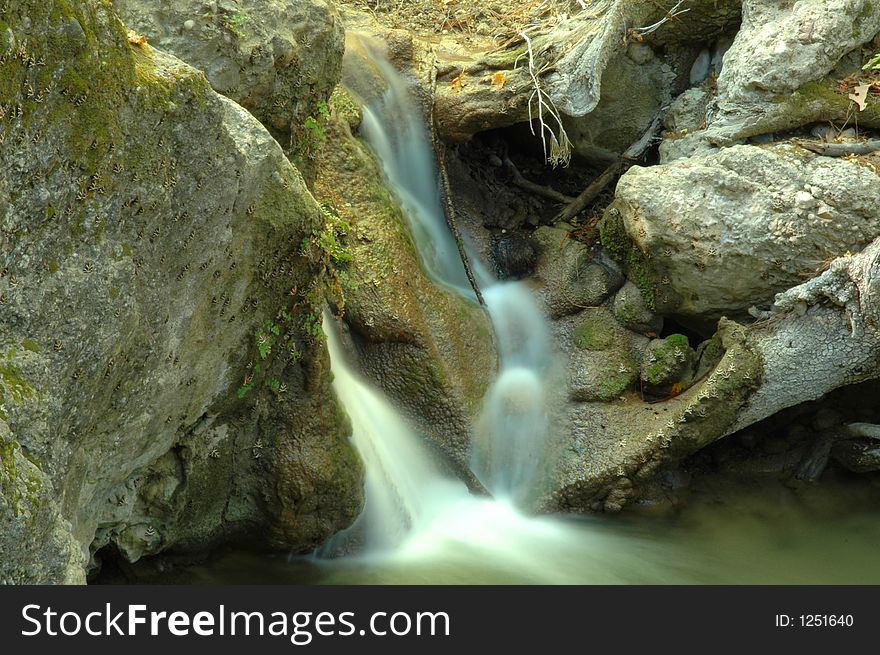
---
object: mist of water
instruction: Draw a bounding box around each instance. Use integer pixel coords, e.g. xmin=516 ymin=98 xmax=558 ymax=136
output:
xmin=321 ymin=318 xmax=680 ymax=582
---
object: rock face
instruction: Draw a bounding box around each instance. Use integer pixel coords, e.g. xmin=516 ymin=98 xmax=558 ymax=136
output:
xmin=0 ymin=0 xmax=361 ymax=583
xmin=604 ymin=144 xmax=880 ymax=320
xmin=313 ymin=87 xmax=497 ymax=481
xmin=561 ymin=48 xmax=673 ymax=163
xmin=115 ymin=0 xmax=344 ymax=158
xmin=696 ymin=0 xmax=880 ymax=144
xmin=532 ymin=225 xmax=623 ymax=319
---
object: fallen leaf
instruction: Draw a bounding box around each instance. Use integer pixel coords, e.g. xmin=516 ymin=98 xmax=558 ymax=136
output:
xmin=450 ymin=71 xmax=466 ymax=92
xmin=127 ymin=29 xmax=147 ymax=45
xmin=490 ymin=71 xmax=507 ymax=90
xmin=849 ymin=83 xmax=870 ymax=111
xmin=670 ymin=383 xmax=683 ymax=396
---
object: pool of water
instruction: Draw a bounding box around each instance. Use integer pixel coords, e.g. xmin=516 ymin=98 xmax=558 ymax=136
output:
xmin=116 ymin=477 xmax=880 ymax=585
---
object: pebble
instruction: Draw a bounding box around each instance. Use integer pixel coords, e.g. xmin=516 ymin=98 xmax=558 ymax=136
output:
xmin=689 ymin=49 xmax=711 ymax=86
xmin=184 ymin=19 xmax=195 ymax=31
xmin=488 ymin=154 xmax=503 ymax=167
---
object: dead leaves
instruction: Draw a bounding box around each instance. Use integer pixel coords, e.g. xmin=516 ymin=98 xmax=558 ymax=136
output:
xmin=449 ymin=71 xmax=466 ymax=92
xmin=490 ymin=71 xmax=507 ymax=90
xmin=127 ymin=29 xmax=147 ymax=46
xmin=850 ymin=83 xmax=870 ymax=111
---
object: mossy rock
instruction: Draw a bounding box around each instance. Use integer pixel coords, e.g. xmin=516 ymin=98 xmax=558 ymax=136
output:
xmin=612 ymin=280 xmax=663 ymax=334
xmin=573 ymin=313 xmax=619 ymax=351
xmin=569 ymin=345 xmax=638 ymax=402
xmin=640 ymin=333 xmax=696 ymax=392
xmin=600 ymin=202 xmax=667 ymax=312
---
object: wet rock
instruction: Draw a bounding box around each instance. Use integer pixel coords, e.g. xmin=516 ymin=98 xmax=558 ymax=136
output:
xmin=605 ymin=144 xmax=880 ymax=320
xmin=490 ymin=233 xmax=537 ymax=280
xmin=832 ymin=440 xmax=880 ymax=473
xmin=341 ymin=32 xmax=392 ymax=107
xmin=312 ymin=91 xmax=496 ymax=478
xmin=533 ymin=226 xmax=624 ymax=319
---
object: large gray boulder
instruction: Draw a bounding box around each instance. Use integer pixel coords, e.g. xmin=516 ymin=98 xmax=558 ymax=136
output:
xmin=603 ymin=144 xmax=880 ymax=320
xmin=115 ymin=0 xmax=344 ymax=153
xmin=703 ymin=0 xmax=880 ymax=143
xmin=0 ymin=0 xmax=361 ymax=583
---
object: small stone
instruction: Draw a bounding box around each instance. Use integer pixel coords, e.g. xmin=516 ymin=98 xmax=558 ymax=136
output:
xmin=488 ymin=154 xmax=502 ymax=167
xmin=626 ymin=42 xmax=654 ymax=65
xmin=689 ymin=48 xmax=711 ymax=86
xmin=183 ymin=19 xmax=195 ymax=30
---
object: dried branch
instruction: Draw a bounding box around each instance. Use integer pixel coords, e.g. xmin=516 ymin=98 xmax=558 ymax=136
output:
xmin=629 ymin=0 xmax=690 ymax=39
xmin=554 ymin=109 xmax=665 ymax=223
xmin=503 ymin=155 xmax=576 ymax=204
xmin=794 ymin=138 xmax=880 ymax=157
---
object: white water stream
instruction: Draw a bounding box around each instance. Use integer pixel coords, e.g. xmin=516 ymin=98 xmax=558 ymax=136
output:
xmin=314 ymin=44 xmax=677 ymax=579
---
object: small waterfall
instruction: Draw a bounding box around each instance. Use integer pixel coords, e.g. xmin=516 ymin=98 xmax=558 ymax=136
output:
xmin=322 ymin=319 xmax=470 ymax=553
xmin=472 ymin=283 xmax=555 ymax=505
xmin=323 ymin=315 xmax=674 ymax=583
xmin=357 ymin=43 xmax=556 ymax=507
xmin=359 ymin=56 xmax=471 ymax=292
xmin=314 ymin=42 xmax=684 ymax=582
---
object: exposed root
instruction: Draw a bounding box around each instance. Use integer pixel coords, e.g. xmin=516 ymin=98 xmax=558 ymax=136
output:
xmin=503 ymin=155 xmax=576 ymax=204
xmin=554 ymin=109 xmax=665 ymax=223
xmin=516 ymin=31 xmax=572 ymax=168
xmin=627 ymin=0 xmax=690 ymax=41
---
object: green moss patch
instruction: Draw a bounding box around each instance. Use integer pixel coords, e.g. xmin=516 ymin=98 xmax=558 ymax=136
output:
xmin=600 ymin=203 xmax=659 ymax=310
xmin=573 ymin=313 xmax=619 ymax=351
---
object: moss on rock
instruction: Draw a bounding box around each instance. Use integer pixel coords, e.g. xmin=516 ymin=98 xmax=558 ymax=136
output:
xmin=600 ymin=201 xmax=664 ymax=311
xmin=572 ymin=313 xmax=618 ymax=351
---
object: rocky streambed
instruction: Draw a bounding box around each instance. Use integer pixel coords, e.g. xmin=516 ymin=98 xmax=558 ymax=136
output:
xmin=2 ymin=0 xmax=880 ymax=583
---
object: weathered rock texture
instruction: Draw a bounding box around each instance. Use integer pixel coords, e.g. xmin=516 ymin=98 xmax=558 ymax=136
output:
xmin=532 ymin=225 xmax=624 ymax=319
xmin=694 ymin=0 xmax=880 ymax=146
xmin=430 ymin=0 xmax=740 ymax=152
xmin=313 ymin=87 xmax=497 ymax=480
xmin=0 ymin=0 xmax=361 ymax=583
xmin=603 ymin=144 xmax=880 ymax=320
xmin=115 ymin=0 xmax=344 ymax=156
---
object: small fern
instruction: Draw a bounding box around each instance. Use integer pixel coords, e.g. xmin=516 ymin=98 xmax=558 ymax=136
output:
xmin=863 ymin=52 xmax=880 ymax=71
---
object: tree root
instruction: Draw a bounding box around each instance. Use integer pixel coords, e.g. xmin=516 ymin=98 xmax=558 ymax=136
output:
xmin=794 ymin=138 xmax=880 ymax=157
xmin=502 ymin=155 xmax=575 ymax=204
xmin=554 ymin=109 xmax=665 ymax=223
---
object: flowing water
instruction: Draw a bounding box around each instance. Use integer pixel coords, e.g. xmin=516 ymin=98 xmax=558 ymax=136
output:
xmin=132 ymin=45 xmax=880 ymax=585
xmin=359 ymin=43 xmax=557 ymax=507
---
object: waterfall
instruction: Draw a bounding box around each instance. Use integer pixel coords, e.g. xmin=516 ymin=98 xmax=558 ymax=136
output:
xmin=322 ymin=315 xmax=676 ymax=583
xmin=322 ymin=320 xmax=471 ymax=553
xmin=313 ymin=41 xmax=687 ymax=583
xmin=356 ymin=43 xmax=557 ymax=507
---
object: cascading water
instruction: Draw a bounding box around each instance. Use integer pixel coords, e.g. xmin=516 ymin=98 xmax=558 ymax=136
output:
xmin=357 ymin=42 xmax=557 ymax=506
xmin=358 ymin=55 xmax=471 ymax=292
xmin=172 ymin=42 xmax=880 ymax=587
xmin=322 ymin=315 xmax=679 ymax=583
xmin=315 ymin=41 xmax=683 ymax=582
